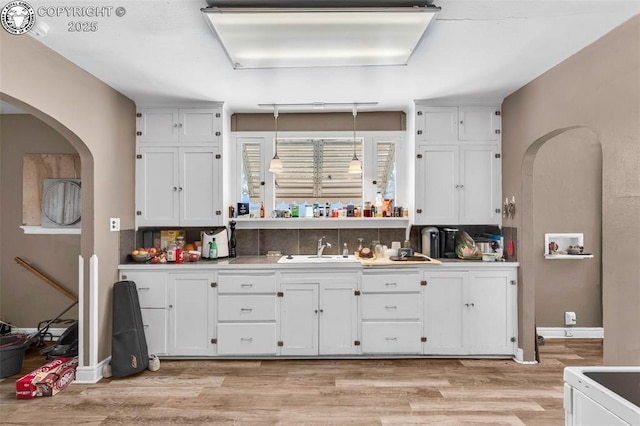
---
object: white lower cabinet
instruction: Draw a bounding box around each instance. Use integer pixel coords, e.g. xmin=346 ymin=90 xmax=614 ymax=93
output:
xmin=167 ymin=272 xmax=217 ymax=356
xmin=118 ymin=270 xmax=168 ymax=355
xmin=279 ymin=272 xmax=359 ymax=356
xmin=216 ymin=272 xmax=277 ymax=355
xmin=118 ymin=265 xmax=517 ymax=358
xmin=361 ymin=270 xmax=422 ymax=354
xmin=422 ymin=268 xmax=517 ymax=356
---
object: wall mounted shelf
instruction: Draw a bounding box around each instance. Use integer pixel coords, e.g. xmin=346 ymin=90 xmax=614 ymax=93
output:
xmin=233 ymin=217 xmax=409 ymax=230
xmin=544 ymin=232 xmax=593 ymax=260
xmin=20 ymin=225 xmax=81 ymax=235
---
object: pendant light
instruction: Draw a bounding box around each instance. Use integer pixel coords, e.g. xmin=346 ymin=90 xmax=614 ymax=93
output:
xmin=268 ymin=107 xmax=283 ymax=173
xmin=348 ymin=106 xmax=362 ymax=174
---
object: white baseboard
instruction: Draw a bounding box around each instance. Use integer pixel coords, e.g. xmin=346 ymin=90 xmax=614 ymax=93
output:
xmin=74 ymin=356 xmax=111 ymax=384
xmin=537 ymin=327 xmax=604 ymax=339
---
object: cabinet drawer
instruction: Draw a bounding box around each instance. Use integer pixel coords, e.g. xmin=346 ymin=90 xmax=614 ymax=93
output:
xmin=218 ymin=295 xmax=276 ymax=321
xmin=217 ymin=323 xmax=277 ymax=355
xmin=218 ymin=274 xmax=276 ymax=294
xmin=361 ymin=294 xmax=420 ymax=320
xmin=140 ymin=308 xmax=167 ymax=355
xmin=135 ymin=282 xmax=167 ymax=308
xmin=361 ymin=322 xmax=422 ymax=354
xmin=362 ymin=273 xmax=420 ymax=293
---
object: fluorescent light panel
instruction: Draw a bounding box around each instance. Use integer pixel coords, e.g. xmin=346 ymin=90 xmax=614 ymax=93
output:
xmin=202 ymin=6 xmax=439 ymax=69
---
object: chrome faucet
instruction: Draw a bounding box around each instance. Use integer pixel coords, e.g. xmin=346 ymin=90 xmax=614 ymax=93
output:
xmin=317 ymin=236 xmax=331 ymax=257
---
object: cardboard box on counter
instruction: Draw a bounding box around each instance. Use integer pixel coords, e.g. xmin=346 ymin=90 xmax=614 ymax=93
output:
xmin=160 ymin=230 xmax=185 ymax=249
xmin=16 ymin=357 xmax=78 ymax=399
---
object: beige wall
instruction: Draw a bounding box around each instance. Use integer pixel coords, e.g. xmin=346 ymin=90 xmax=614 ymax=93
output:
xmin=0 ymin=115 xmax=80 ymax=325
xmin=0 ymin=32 xmax=136 ymax=363
xmin=503 ymin=15 xmax=640 ymax=364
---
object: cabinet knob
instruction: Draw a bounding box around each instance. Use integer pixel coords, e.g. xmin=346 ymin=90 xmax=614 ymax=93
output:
xmin=173 ymin=124 xmax=179 ymax=128
xmin=178 ymin=187 xmax=183 ymax=191
xmin=320 ymin=309 xmax=324 ymax=313
xmin=460 ymin=185 xmax=464 ymax=189
xmin=240 ymin=308 xmax=253 ymax=312
xmin=314 ymin=309 xmax=318 ymax=314
xmin=169 ymin=304 xmax=173 ymax=308
xmin=464 ymin=303 xmax=469 ymax=307
xmin=173 ymin=187 xmax=177 ymax=191
xmin=178 ymin=123 xmax=183 ymax=128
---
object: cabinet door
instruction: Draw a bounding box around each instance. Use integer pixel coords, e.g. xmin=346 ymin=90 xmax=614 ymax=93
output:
xmin=280 ymin=284 xmax=319 ymax=356
xmin=458 ymin=106 xmax=501 ymax=141
xmin=179 ymin=147 xmax=222 ymax=226
xmin=459 ymin=144 xmax=501 ymax=225
xmin=136 ymin=147 xmax=179 ymax=226
xmin=416 ymin=107 xmax=458 ymax=141
xmin=140 ymin=308 xmax=167 ymax=355
xmin=415 ymin=145 xmax=458 ymax=225
xmin=320 ymin=281 xmax=358 ymax=355
xmin=119 ymin=271 xmax=167 ymax=309
xmin=137 ymin=108 xmax=179 ymax=143
xmin=179 ymin=109 xmax=221 ymax=143
xmin=422 ymin=272 xmax=466 ymax=355
xmin=467 ymin=271 xmax=515 ymax=355
xmin=167 ymin=273 xmax=216 ymax=356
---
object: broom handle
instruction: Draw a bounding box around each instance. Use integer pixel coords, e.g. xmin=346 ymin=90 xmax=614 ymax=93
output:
xmin=14 ymin=257 xmax=78 ymax=302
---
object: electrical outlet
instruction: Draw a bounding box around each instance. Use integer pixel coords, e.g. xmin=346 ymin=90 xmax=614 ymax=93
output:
xmin=565 ymin=311 xmax=577 ymax=325
xmin=110 ymin=217 xmax=120 ymax=232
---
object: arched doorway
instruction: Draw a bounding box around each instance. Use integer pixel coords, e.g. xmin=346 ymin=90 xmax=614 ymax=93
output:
xmin=520 ymin=126 xmax=602 ymax=361
xmin=0 ymin=93 xmax=95 ymax=371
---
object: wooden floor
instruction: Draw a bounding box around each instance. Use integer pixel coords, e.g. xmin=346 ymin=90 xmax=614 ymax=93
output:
xmin=0 ymin=339 xmax=602 ymax=425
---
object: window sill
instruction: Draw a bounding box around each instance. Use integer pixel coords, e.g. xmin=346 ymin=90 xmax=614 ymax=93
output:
xmin=20 ymin=226 xmax=81 ymax=235
xmin=233 ymin=217 xmax=409 ymax=229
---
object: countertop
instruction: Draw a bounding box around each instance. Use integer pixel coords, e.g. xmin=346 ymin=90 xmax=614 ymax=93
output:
xmin=119 ymin=256 xmax=518 ymax=270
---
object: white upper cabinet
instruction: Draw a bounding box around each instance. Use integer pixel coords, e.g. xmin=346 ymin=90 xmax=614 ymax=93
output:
xmin=136 ymin=146 xmax=223 ymax=227
xmin=137 ymin=107 xmax=222 ymax=144
xmin=416 ymin=106 xmax=458 ymax=141
xmin=414 ymin=102 xmax=502 ymax=225
xmin=458 ymin=106 xmax=501 ymax=141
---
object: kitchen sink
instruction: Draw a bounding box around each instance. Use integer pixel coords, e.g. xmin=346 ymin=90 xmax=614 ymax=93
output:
xmin=277 ymin=255 xmax=358 ymax=264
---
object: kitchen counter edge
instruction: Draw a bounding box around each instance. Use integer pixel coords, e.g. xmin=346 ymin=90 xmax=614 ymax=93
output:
xmin=118 ymin=257 xmax=519 ymax=270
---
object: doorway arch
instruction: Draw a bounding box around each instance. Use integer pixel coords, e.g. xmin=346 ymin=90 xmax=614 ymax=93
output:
xmin=520 ymin=125 xmax=602 ymax=361
xmin=1 ymin=93 xmax=95 ymax=370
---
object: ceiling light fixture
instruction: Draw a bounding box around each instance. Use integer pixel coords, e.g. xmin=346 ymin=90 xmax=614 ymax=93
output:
xmin=202 ymin=1 xmax=440 ymax=69
xmin=268 ymin=106 xmax=283 ymax=173
xmin=348 ymin=106 xmax=362 ymax=174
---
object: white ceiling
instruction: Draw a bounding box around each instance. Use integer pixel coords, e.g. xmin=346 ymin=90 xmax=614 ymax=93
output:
xmin=6 ymin=0 xmax=640 ymax=113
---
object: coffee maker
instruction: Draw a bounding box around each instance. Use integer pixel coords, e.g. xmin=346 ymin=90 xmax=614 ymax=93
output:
xmin=440 ymin=227 xmax=459 ymax=258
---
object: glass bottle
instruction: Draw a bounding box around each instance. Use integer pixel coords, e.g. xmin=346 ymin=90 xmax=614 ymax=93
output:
xmin=357 ymin=238 xmax=364 ymax=255
xmin=175 ymin=236 xmax=185 ymax=263
xmin=375 ymin=192 xmax=383 ymax=218
xmin=343 ymin=242 xmax=349 ymax=257
xmin=210 ymin=237 xmax=218 ymax=260
xmin=260 ymin=201 xmax=265 ymax=218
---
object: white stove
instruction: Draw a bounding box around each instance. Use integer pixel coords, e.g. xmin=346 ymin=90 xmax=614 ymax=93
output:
xmin=564 ymin=366 xmax=640 ymax=426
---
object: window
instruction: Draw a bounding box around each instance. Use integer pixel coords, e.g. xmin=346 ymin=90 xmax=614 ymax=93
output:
xmin=274 ymin=138 xmax=362 ymax=204
xmin=236 ymin=132 xmax=401 ymax=215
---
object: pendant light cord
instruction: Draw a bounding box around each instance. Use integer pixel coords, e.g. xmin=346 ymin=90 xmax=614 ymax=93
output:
xmin=274 ymin=106 xmax=279 ymax=156
xmin=352 ymin=106 xmax=357 ymax=159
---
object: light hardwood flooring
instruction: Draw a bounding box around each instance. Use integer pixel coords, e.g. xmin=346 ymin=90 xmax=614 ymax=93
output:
xmin=0 ymin=339 xmax=602 ymax=425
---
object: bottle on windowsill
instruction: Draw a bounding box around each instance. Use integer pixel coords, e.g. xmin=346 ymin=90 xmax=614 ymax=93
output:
xmin=260 ymin=201 xmax=265 ymax=218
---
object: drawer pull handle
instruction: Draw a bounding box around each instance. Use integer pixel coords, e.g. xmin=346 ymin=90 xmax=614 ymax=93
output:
xmin=240 ymin=308 xmax=253 ymax=312
xmin=241 ymin=283 xmax=254 ymax=288
xmin=385 ymin=337 xmax=398 ymax=341
xmin=240 ymin=337 xmax=253 ymax=342
xmin=137 ymin=287 xmax=150 ymax=291
xmin=385 ymin=305 xmax=398 ymax=310
xmin=385 ymin=282 xmax=398 ymax=286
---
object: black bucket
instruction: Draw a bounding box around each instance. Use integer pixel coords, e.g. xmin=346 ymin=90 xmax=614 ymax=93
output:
xmin=0 ymin=334 xmax=29 ymax=378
